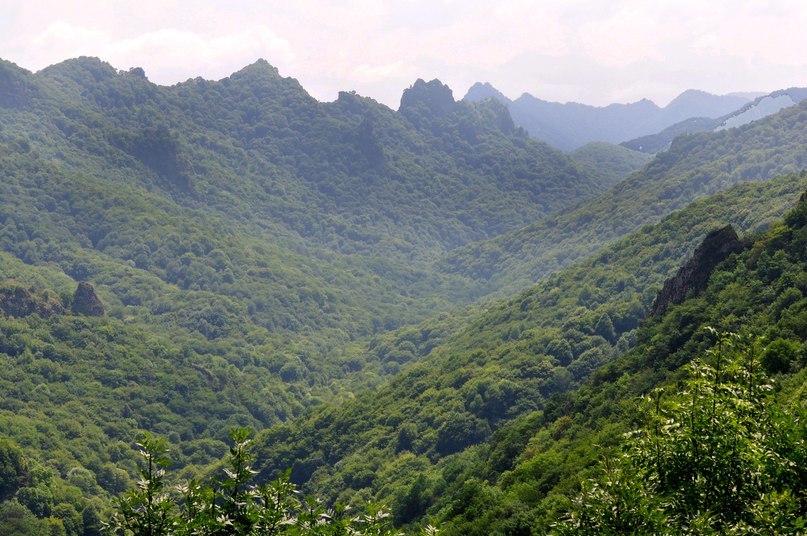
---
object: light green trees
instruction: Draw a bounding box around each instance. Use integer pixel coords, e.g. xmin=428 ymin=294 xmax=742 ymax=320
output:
xmin=555 ymin=331 xmax=807 ymax=535
xmin=105 ymin=428 xmax=439 ymax=535
xmin=106 ymin=434 xmax=174 ymax=536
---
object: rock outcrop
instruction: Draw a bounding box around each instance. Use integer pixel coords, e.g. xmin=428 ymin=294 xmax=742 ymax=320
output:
xmin=71 ymin=281 xmax=105 ymax=317
xmin=0 ymin=284 xmax=64 ymax=318
xmin=651 ymin=225 xmax=744 ymax=316
xmin=399 ymin=79 xmax=458 ymax=120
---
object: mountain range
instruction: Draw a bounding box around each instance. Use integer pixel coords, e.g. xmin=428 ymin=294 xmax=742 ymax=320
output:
xmin=622 ymin=87 xmax=807 ymax=153
xmin=1 ymin=56 xmax=806 ymax=535
xmin=464 ymin=83 xmax=755 ymax=150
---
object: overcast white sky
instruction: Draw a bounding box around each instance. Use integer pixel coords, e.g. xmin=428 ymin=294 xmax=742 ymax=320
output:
xmin=2 ymin=0 xmax=806 ymax=108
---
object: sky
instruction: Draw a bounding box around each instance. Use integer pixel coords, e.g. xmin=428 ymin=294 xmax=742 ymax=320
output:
xmin=2 ymin=0 xmax=806 ymax=109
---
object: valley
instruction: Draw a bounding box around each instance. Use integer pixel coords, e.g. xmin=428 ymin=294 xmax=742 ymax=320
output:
xmin=1 ymin=56 xmax=806 ymax=535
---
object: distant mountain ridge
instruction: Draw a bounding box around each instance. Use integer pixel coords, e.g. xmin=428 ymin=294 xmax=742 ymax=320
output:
xmin=715 ymin=87 xmax=807 ymax=130
xmin=464 ymin=83 xmax=753 ymax=150
xmin=464 ymin=81 xmax=509 ymax=103
xmin=622 ymin=87 xmax=807 ymax=153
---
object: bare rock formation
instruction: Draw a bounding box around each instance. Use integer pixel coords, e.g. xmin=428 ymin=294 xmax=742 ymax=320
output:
xmin=651 ymin=225 xmax=744 ymax=316
xmin=71 ymin=281 xmax=105 ymax=317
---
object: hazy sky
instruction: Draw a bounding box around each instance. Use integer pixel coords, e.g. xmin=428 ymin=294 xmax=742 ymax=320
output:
xmin=3 ymin=0 xmax=806 ymax=108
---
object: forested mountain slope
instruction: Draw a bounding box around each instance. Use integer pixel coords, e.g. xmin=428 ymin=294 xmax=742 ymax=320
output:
xmin=0 ymin=56 xmax=606 ymax=533
xmin=620 ymin=116 xmax=724 ymax=153
xmin=2 ymin=54 xmax=806 ymax=535
xmin=252 ymin=173 xmax=807 ymax=529
xmin=0 ymin=141 xmax=442 ymax=530
xmin=568 ymin=142 xmax=651 ymax=189
xmin=1 ymin=58 xmax=598 ymax=261
xmin=432 ymin=179 xmax=807 ymax=534
xmin=440 ymin=99 xmax=807 ymax=295
xmin=0 ymin=54 xmax=613 ymax=464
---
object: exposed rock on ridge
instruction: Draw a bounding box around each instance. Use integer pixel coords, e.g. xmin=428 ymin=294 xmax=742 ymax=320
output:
xmin=0 ymin=284 xmax=64 ymax=318
xmin=72 ymin=281 xmax=105 ymax=317
xmin=399 ymin=79 xmax=458 ymax=120
xmin=651 ymin=225 xmax=744 ymax=316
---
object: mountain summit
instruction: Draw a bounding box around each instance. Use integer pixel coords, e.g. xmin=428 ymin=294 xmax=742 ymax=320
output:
xmin=464 ymin=82 xmax=510 ymax=103
xmin=399 ymin=78 xmax=459 ymax=118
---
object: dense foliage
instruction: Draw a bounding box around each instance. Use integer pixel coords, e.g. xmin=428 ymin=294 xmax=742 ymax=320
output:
xmin=567 ymin=142 xmax=651 ymax=189
xmin=1 ymin=58 xmax=599 ymax=262
xmin=106 ymin=429 xmax=440 ymax=536
xmin=441 ymin=99 xmax=807 ymax=295
xmin=250 ymin=173 xmax=807 ymax=533
xmin=0 ymin=56 xmax=606 ymax=534
xmin=2 ymin=55 xmax=807 ymax=534
xmin=427 ymin=177 xmax=807 ymax=533
xmin=556 ymin=332 xmax=807 ymax=534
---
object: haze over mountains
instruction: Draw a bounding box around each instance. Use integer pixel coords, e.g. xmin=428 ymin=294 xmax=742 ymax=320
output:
xmin=622 ymin=87 xmax=807 ymax=153
xmin=465 ymin=82 xmax=775 ymax=151
xmin=1 ymin=56 xmax=807 ymax=534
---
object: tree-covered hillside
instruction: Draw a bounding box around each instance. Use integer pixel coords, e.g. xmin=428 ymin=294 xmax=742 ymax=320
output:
xmin=1 ymin=58 xmax=599 ymax=261
xmin=432 ymin=178 xmax=807 ymax=534
xmin=250 ymin=173 xmax=807 ymax=531
xmin=620 ymin=116 xmax=723 ymax=154
xmin=440 ymin=99 xmax=807 ymax=295
xmin=568 ymin=142 xmax=651 ymax=190
xmin=2 ymin=54 xmax=807 ymax=535
xmin=0 ymin=55 xmax=607 ymax=534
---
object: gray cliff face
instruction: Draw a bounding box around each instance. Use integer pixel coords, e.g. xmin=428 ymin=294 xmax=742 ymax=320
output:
xmin=651 ymin=225 xmax=744 ymax=317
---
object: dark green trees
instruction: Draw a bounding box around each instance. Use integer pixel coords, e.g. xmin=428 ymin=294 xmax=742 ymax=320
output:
xmin=0 ymin=439 xmax=28 ymax=501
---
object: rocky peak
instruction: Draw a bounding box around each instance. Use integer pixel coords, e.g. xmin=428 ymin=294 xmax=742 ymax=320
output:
xmin=399 ymin=79 xmax=458 ymax=118
xmin=71 ymin=281 xmax=105 ymax=317
xmin=651 ymin=225 xmax=744 ymax=317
